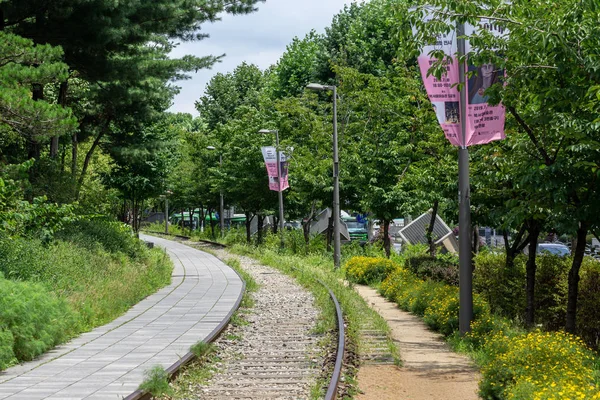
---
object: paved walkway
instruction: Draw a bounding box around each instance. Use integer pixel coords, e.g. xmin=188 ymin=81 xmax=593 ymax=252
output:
xmin=0 ymin=234 xmax=243 ymax=400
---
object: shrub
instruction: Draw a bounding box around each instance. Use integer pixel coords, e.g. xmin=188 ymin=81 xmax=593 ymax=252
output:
xmin=474 ymin=251 xmax=526 ymax=319
xmin=0 ymin=277 xmax=77 ymax=365
xmin=480 ymin=330 xmax=599 ymax=400
xmin=534 ymin=254 xmax=569 ymax=331
xmin=0 ymin=329 xmax=15 ymax=370
xmin=406 ymin=255 xmax=459 ymax=286
xmin=56 ymin=219 xmax=146 ymax=259
xmin=577 ymin=259 xmax=600 ymax=350
xmin=344 ymin=256 xmax=397 ymax=284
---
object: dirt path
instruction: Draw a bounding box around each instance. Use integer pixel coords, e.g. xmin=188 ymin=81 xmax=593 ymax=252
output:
xmin=354 ymin=285 xmax=481 ymax=400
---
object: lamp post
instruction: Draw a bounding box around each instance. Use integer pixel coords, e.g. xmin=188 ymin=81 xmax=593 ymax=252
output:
xmin=456 ymin=22 xmax=473 ymax=335
xmin=207 ymin=146 xmax=225 ymax=237
xmin=259 ymin=129 xmax=285 ymax=249
xmin=306 ymin=83 xmax=341 ymax=268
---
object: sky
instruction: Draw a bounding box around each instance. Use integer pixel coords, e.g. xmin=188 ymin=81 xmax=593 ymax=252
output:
xmin=168 ymin=0 xmax=357 ymax=115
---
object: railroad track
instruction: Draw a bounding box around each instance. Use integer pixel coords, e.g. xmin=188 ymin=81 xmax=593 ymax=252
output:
xmin=135 ymin=232 xmax=345 ymax=400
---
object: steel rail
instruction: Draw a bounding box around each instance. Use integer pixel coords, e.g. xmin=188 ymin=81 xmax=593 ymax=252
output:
xmin=138 ymin=231 xmax=345 ymax=399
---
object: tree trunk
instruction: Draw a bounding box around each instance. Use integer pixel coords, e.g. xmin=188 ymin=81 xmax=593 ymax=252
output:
xmin=473 ymin=225 xmax=480 ymax=254
xmin=76 ymin=120 xmax=109 ymax=199
xmin=566 ymin=221 xmax=589 ymax=333
xmin=427 ymin=200 xmax=439 ymax=257
xmin=71 ymin=132 xmax=78 ymax=178
xmin=51 ymin=81 xmax=68 ymax=158
xmin=120 ymin=199 xmax=127 ymax=223
xmin=199 ymin=205 xmax=205 ymax=232
xmin=504 ymin=224 xmax=530 ymax=270
xmin=326 ymin=214 xmax=333 ymax=252
xmin=525 ymin=220 xmax=540 ymax=327
xmin=383 ymin=219 xmax=391 ymax=259
xmin=245 ymin=212 xmax=252 ymax=243
xmin=303 ymin=220 xmax=311 ymax=244
xmin=189 ymin=208 xmax=194 ymax=230
xmin=257 ymin=214 xmax=265 ymax=245
xmin=302 ymin=201 xmax=317 ymax=245
xmin=208 ymin=207 xmax=216 ymax=239
xmin=60 ymin=141 xmax=67 ymax=172
xmin=272 ymin=216 xmax=278 ymax=234
xmin=28 ymin=83 xmax=44 ymax=161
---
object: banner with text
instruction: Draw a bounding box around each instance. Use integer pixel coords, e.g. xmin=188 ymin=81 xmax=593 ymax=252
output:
xmin=261 ymin=146 xmax=289 ymax=192
xmin=416 ymin=12 xmax=506 ymax=146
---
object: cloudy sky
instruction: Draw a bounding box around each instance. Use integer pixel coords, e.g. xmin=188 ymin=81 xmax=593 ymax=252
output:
xmin=168 ymin=0 xmax=358 ymax=115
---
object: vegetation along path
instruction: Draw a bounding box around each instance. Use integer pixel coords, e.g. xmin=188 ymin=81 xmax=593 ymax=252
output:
xmin=0 ymin=235 xmax=243 ymax=400
xmin=354 ymin=285 xmax=480 ymax=400
xmin=167 ymin=242 xmax=323 ymax=399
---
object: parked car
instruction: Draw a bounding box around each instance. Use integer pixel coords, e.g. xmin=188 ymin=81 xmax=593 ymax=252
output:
xmin=537 ymin=242 xmax=571 ymax=257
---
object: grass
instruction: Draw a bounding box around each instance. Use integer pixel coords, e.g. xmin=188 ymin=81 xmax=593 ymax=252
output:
xmin=139 ymin=365 xmax=173 ymax=398
xmin=0 ymin=221 xmax=173 ymax=370
xmin=190 ymin=341 xmax=215 ymax=358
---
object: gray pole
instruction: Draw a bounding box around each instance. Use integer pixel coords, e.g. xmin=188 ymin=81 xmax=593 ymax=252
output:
xmin=457 ymin=21 xmax=473 ymax=335
xmin=219 ymin=154 xmax=225 ymax=237
xmin=275 ymin=130 xmax=285 ymax=248
xmin=165 ymin=197 xmax=169 ymax=235
xmin=332 ymin=86 xmax=341 ymax=269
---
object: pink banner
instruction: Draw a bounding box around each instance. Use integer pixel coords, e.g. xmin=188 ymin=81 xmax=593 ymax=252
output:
xmin=414 ymin=12 xmax=506 ymax=147
xmin=418 ymin=56 xmax=505 ymax=146
xmin=261 ymin=146 xmax=289 ymax=192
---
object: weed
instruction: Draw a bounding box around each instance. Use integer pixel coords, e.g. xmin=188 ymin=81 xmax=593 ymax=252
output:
xmin=139 ymin=365 xmax=173 ymax=397
xmin=190 ymin=341 xmax=215 ymax=358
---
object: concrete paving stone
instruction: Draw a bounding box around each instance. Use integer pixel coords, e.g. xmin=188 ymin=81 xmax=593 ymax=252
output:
xmin=4 ymin=394 xmax=40 ymax=400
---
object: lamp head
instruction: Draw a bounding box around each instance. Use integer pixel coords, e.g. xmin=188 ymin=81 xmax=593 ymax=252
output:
xmin=206 ymin=146 xmax=216 ymax=150
xmin=306 ymin=83 xmax=326 ymax=91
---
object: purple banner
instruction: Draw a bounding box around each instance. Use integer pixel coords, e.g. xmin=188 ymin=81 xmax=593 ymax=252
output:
xmin=261 ymin=146 xmax=289 ymax=192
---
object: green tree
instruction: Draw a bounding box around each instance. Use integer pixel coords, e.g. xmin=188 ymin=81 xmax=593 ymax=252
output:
xmin=412 ymin=0 xmax=600 ymax=333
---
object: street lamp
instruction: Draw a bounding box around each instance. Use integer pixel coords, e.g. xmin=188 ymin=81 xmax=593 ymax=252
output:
xmin=306 ymin=82 xmax=341 ymax=268
xmin=259 ymin=129 xmax=285 ymax=249
xmin=206 ymin=146 xmax=225 ymax=238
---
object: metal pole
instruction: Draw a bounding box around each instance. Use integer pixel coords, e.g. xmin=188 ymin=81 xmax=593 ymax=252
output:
xmin=332 ymin=86 xmax=341 ymax=269
xmin=165 ymin=197 xmax=169 ymax=235
xmin=457 ymin=21 xmax=473 ymax=335
xmin=275 ymin=130 xmax=285 ymax=248
xmin=219 ymin=154 xmax=225 ymax=237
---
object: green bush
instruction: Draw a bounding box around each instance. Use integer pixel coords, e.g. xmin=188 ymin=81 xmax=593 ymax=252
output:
xmin=0 ymin=277 xmax=77 ymax=366
xmin=344 ymin=256 xmax=397 ymax=284
xmin=0 ymin=328 xmax=15 ymax=370
xmin=578 ymin=259 xmax=600 ymax=350
xmin=406 ymin=255 xmax=459 ymax=286
xmin=534 ymin=254 xmax=569 ymax=331
xmin=56 ymin=219 xmax=146 ymax=259
xmin=473 ymin=251 xmax=526 ymax=319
